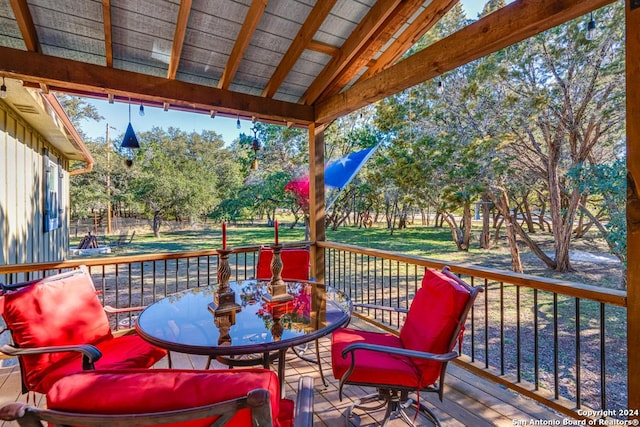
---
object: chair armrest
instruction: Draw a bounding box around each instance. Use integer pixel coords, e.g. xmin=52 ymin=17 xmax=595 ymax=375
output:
xmin=0 ymin=403 xmax=27 ymax=422
xmin=0 ymin=344 xmax=102 ymax=370
xmin=353 ymin=303 xmax=409 ymax=314
xmin=294 ymin=376 xmax=314 ymax=427
xmin=103 ymin=305 xmax=146 ymax=314
xmin=342 ymin=342 xmax=458 ymax=363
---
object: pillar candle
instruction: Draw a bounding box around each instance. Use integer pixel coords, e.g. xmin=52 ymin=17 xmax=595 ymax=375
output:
xmin=222 ymin=221 xmax=227 ymax=250
xmin=274 ymin=220 xmax=279 ymax=245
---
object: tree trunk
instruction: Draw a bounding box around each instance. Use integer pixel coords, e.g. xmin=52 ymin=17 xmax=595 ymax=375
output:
xmin=479 ymin=194 xmax=491 ymax=249
xmin=461 ymin=201 xmax=472 ymax=251
xmin=153 ymin=210 xmax=162 ymax=238
xmin=548 ymin=164 xmax=575 ymax=272
xmin=490 ymin=189 xmax=523 ymax=273
xmin=442 ymin=211 xmax=465 ymax=251
xmin=522 ymin=192 xmax=536 ymax=233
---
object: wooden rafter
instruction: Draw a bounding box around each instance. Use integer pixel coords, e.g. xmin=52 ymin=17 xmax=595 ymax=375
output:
xmin=262 ymin=0 xmax=337 ymax=98
xmin=9 ymin=0 xmax=40 ymax=52
xmin=300 ymin=0 xmax=402 ymax=105
xmin=358 ymin=0 xmax=458 ymax=82
xmin=0 ymin=46 xmax=314 ymax=125
xmin=102 ymin=0 xmax=113 ymax=67
xmin=307 ymin=40 xmax=339 ymax=57
xmin=218 ymin=0 xmax=268 ymax=90
xmin=167 ymin=0 xmax=193 ymax=80
xmin=319 ymin=0 xmax=428 ymax=101
xmin=315 ymin=0 xmax=615 ymax=124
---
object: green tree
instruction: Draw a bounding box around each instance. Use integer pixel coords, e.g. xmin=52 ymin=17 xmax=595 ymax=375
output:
xmin=493 ymin=3 xmax=625 ymax=272
xmin=131 ymin=127 xmax=236 ymax=237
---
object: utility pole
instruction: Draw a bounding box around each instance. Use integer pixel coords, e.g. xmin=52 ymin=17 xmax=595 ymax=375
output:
xmin=106 ymin=123 xmax=112 ymax=235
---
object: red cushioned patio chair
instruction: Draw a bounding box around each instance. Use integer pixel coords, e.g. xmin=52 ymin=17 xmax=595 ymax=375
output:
xmin=0 ymin=266 xmax=167 ymax=395
xmin=255 ymin=246 xmax=311 ymax=281
xmin=0 ymin=368 xmax=314 ymax=427
xmin=331 ymin=267 xmax=483 ymax=426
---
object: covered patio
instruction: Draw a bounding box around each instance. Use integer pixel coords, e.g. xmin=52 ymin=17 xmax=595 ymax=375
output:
xmin=0 ymin=0 xmax=638 ymax=425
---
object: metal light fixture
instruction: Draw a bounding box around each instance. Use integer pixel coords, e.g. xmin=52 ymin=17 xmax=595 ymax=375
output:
xmin=139 ymin=103 xmax=145 ymax=116
xmin=586 ymin=12 xmax=596 ymax=41
xmin=249 ymin=125 xmax=261 ymax=170
xmin=0 ymin=77 xmax=7 ymax=99
xmin=121 ymin=102 xmax=140 ymax=149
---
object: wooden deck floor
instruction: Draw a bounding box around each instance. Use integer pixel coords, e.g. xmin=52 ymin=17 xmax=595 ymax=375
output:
xmin=0 ymin=318 xmax=563 ymax=426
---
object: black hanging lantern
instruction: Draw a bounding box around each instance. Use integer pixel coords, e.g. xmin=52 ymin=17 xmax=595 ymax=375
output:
xmin=121 ymin=102 xmax=140 ymax=149
xmin=121 ymin=122 xmax=140 ymax=149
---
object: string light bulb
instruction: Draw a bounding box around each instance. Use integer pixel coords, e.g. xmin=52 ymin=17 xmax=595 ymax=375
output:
xmin=236 ymin=115 xmax=241 ymax=129
xmin=585 ymin=13 xmax=596 ymax=41
xmin=139 ymin=103 xmax=145 ymax=116
xmin=437 ymin=80 xmax=444 ymax=95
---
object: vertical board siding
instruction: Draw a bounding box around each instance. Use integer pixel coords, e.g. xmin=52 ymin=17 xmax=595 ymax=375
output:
xmin=0 ymin=102 xmax=70 ymax=267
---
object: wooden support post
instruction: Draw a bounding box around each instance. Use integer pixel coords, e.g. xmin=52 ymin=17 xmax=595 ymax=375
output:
xmin=626 ymin=0 xmax=640 ymax=417
xmin=309 ymin=123 xmax=326 ymax=281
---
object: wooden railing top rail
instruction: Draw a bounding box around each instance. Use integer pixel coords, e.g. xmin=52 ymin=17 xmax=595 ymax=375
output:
xmin=1 ymin=240 xmax=624 ymax=307
xmin=318 ymin=241 xmax=627 ymax=307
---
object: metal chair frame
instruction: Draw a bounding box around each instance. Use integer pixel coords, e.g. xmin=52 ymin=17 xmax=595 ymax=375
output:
xmin=336 ymin=267 xmax=483 ymax=427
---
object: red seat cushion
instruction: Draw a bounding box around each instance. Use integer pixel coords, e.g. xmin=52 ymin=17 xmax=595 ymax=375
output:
xmin=256 ymin=248 xmax=310 ymax=280
xmin=331 ymin=328 xmax=423 ymax=388
xmin=46 ymin=368 xmax=295 ymax=427
xmin=1 ymin=268 xmax=166 ymax=394
xmin=399 ymin=269 xmax=470 ymax=377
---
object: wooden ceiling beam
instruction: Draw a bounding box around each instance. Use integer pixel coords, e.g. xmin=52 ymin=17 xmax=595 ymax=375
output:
xmin=218 ymin=0 xmax=267 ymax=90
xmin=300 ymin=0 xmax=402 ymax=105
xmin=315 ymin=0 xmax=615 ymax=124
xmin=307 ymin=40 xmax=339 ymax=57
xmin=9 ymin=0 xmax=40 ymax=52
xmin=167 ymin=0 xmax=192 ymax=80
xmin=102 ymin=0 xmax=113 ymax=67
xmin=262 ymin=0 xmax=337 ymax=98
xmin=0 ymin=46 xmax=314 ymax=124
xmin=318 ymin=0 xmax=428 ymax=102
xmin=359 ymin=0 xmax=458 ymax=81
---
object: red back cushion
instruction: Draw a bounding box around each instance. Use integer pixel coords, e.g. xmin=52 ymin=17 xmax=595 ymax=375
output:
xmin=1 ymin=268 xmax=112 ymax=387
xmin=47 ymin=368 xmax=290 ymax=427
xmin=256 ymin=248 xmax=310 ymax=280
xmin=399 ymin=269 xmax=470 ymax=366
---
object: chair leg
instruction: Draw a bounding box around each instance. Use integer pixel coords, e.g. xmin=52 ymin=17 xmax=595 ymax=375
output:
xmin=344 ymin=389 xmax=441 ymax=427
xmin=394 ymin=392 xmax=441 ymax=427
xmin=291 ymin=339 xmax=328 ymax=387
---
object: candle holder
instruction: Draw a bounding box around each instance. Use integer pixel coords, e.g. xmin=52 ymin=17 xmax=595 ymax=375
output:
xmin=213 ymin=310 xmax=236 ymax=347
xmin=209 ymin=249 xmax=242 ymax=315
xmin=262 ymin=244 xmax=293 ymax=303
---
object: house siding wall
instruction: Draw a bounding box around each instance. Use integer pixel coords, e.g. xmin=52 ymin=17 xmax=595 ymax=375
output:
xmin=0 ymin=101 xmax=70 ymax=266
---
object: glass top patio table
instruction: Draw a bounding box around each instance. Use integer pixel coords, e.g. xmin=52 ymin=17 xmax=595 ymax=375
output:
xmin=136 ymin=279 xmax=352 ymax=394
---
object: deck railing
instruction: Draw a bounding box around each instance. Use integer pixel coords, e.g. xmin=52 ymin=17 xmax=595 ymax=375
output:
xmin=0 ymin=242 xmax=627 ymax=419
xmin=319 ymin=241 xmax=628 ymax=419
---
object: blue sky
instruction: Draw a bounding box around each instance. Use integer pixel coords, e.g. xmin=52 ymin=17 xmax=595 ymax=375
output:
xmin=80 ymin=0 xmax=488 ymax=145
